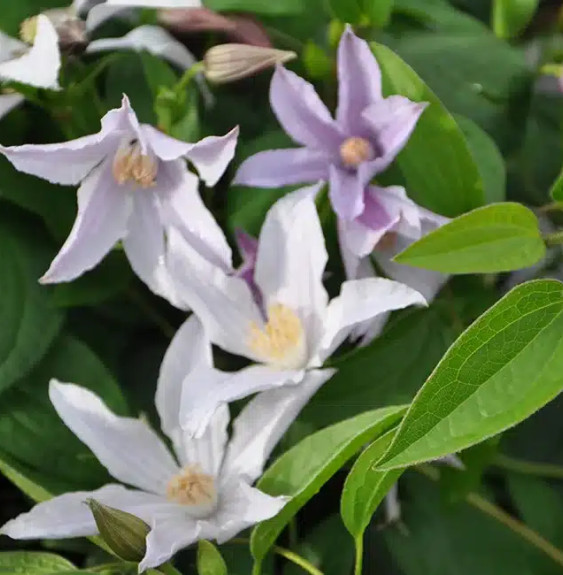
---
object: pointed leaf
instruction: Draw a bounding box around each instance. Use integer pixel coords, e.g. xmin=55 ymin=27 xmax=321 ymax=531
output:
xmin=0 ymin=551 xmax=75 ymax=575
xmin=198 ymin=541 xmax=228 ymax=575
xmin=493 ymin=0 xmax=539 ymax=39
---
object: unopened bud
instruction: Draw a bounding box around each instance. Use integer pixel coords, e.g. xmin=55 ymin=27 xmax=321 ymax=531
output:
xmin=86 ymin=499 xmax=150 ymax=563
xmin=203 ymin=44 xmax=296 ymax=84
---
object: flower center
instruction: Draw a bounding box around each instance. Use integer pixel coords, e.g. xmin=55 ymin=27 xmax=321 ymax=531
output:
xmin=112 ymin=142 xmax=158 ymax=188
xmin=20 ymin=16 xmax=38 ymax=44
xmin=166 ymin=465 xmax=218 ymax=517
xmin=248 ymin=304 xmax=307 ymax=369
xmin=340 ymin=137 xmax=374 ymax=168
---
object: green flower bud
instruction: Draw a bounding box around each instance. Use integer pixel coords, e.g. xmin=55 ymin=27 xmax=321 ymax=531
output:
xmin=86 ymin=499 xmax=150 ymax=563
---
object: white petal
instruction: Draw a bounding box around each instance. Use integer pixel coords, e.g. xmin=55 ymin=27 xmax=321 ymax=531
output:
xmin=223 ymin=368 xmax=336 ymax=484
xmin=1 ymin=484 xmax=169 ymax=540
xmin=0 ymin=93 xmax=23 ymax=119
xmin=156 ymin=315 xmax=213 ymax=439
xmin=49 ymin=381 xmax=179 ymax=494
xmin=0 ymin=96 xmax=135 ymax=185
xmin=88 ymin=25 xmax=197 ymax=71
xmin=254 ymin=184 xmax=328 ymax=356
xmin=40 ymin=159 xmax=132 ymax=284
xmin=211 ymin=479 xmax=287 ymax=544
xmin=320 ymin=278 xmax=427 ymax=361
xmin=166 ymin=227 xmax=263 ymax=360
xmin=140 ymin=512 xmax=202 ymax=573
xmin=180 ymin=364 xmax=302 ymax=438
xmin=86 ymin=5 xmax=131 ymax=30
xmin=159 ymin=162 xmax=232 ymax=272
xmin=0 ymin=31 xmax=26 ymax=62
xmin=0 ymin=16 xmax=60 ymax=90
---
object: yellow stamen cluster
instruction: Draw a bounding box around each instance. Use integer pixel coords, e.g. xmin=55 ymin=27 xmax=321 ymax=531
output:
xmin=112 ymin=142 xmax=158 ymax=188
xmin=248 ymin=304 xmax=307 ymax=369
xmin=340 ymin=137 xmax=375 ymax=168
xmin=20 ymin=16 xmax=39 ymax=45
xmin=166 ymin=465 xmax=217 ymax=513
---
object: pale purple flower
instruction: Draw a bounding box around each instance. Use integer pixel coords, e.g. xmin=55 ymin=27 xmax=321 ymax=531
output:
xmin=0 ymin=95 xmax=238 ymax=307
xmin=166 ymin=184 xmax=426 ymax=436
xmin=1 ymin=318 xmax=289 ymax=572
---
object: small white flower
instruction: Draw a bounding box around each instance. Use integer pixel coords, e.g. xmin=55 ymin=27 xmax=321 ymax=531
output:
xmin=167 ymin=184 xmax=427 ymax=436
xmin=0 ymin=318 xmax=291 ymax=572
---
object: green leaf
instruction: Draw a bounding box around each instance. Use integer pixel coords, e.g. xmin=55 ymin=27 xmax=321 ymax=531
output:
xmin=327 ymin=0 xmax=363 ymax=23
xmin=341 ymin=429 xmax=403 ymax=539
xmin=492 ymin=0 xmax=539 ymax=39
xmin=197 ymin=541 xmax=228 ymax=575
xmin=250 ymin=406 xmax=406 ymax=569
xmin=0 ymin=212 xmax=64 ymax=394
xmin=0 ymin=551 xmax=75 ymax=575
xmin=361 ymin=0 xmax=394 ymax=27
xmin=394 ymin=203 xmax=546 ymax=274
xmin=455 ymin=115 xmax=506 ymax=204
xmin=550 ymin=166 xmax=563 ymax=202
xmin=205 ymin=0 xmax=304 ymax=15
xmin=371 ymin=43 xmax=484 ymax=217
xmin=376 ymin=279 xmax=563 ymax=470
xmin=0 ymin=335 xmax=128 ymax=493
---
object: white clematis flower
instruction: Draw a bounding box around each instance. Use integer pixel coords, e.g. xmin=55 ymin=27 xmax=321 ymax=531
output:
xmin=0 ymin=15 xmax=61 ymax=120
xmin=167 ymin=184 xmax=427 ymax=436
xmin=1 ymin=318 xmax=290 ymax=572
xmin=0 ymin=95 xmax=238 ymax=307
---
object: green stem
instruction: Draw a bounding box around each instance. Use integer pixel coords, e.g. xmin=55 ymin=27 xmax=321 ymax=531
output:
xmin=354 ymin=535 xmax=364 ymax=575
xmin=544 ymin=230 xmax=563 ymax=246
xmin=177 ymin=61 xmax=205 ymax=93
xmin=493 ymin=454 xmax=563 ymax=481
xmin=538 ymin=201 xmax=563 ymax=214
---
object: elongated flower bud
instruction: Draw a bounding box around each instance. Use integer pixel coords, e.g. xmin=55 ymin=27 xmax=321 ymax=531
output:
xmin=86 ymin=499 xmax=150 ymax=563
xmin=203 ymin=44 xmax=296 ymax=84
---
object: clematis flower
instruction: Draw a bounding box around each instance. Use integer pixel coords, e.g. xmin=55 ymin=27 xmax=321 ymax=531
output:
xmin=166 ymin=184 xmax=427 ymax=436
xmin=0 ymin=95 xmax=238 ymax=306
xmin=0 ymin=15 xmax=61 ymax=120
xmin=1 ymin=318 xmax=291 ymax=571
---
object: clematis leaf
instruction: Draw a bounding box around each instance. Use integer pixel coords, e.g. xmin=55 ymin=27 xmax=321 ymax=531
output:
xmin=206 ymin=0 xmax=304 ymax=15
xmin=198 ymin=541 xmax=228 ymax=575
xmin=250 ymin=406 xmax=406 ymax=571
xmin=550 ymin=165 xmax=563 ymax=202
xmin=371 ymin=43 xmax=484 ymax=217
xmin=0 ymin=211 xmax=64 ymax=395
xmin=492 ymin=0 xmax=539 ymax=40
xmin=376 ymin=279 xmax=563 ymax=470
xmin=0 ymin=551 xmax=76 ymax=574
xmin=393 ymin=203 xmax=546 ymax=273
xmin=340 ymin=429 xmax=403 ymax=541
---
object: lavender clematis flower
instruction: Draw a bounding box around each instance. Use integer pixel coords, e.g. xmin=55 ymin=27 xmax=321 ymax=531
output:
xmin=166 ymin=184 xmax=427 ymax=436
xmin=0 ymin=95 xmax=238 ymax=306
xmin=1 ymin=318 xmax=288 ymax=572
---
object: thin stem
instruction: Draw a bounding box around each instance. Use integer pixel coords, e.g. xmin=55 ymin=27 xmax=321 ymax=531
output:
xmin=493 ymin=454 xmax=563 ymax=481
xmin=538 ymin=201 xmax=563 ymax=214
xmin=354 ymin=535 xmax=364 ymax=575
xmin=417 ymin=466 xmax=563 ymax=568
xmin=177 ymin=61 xmax=205 ymax=93
xmin=544 ymin=230 xmax=563 ymax=246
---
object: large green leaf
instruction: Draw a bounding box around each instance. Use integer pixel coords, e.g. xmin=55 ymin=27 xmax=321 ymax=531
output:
xmin=205 ymin=0 xmax=304 ymax=15
xmin=0 ymin=212 xmax=64 ymax=394
xmin=371 ymin=43 xmax=484 ymax=217
xmin=0 ymin=551 xmax=75 ymax=575
xmin=0 ymin=335 xmax=128 ymax=493
xmin=250 ymin=407 xmax=406 ymax=570
xmin=197 ymin=541 xmax=228 ymax=575
xmin=394 ymin=203 xmax=546 ymax=273
xmin=340 ymin=429 xmax=403 ymax=540
xmin=377 ymin=279 xmax=563 ymax=470
xmin=492 ymin=0 xmax=539 ymax=39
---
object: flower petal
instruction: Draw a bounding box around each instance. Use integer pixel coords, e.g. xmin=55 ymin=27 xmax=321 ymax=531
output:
xmin=222 ymin=368 xmax=336 ymax=484
xmin=0 ymin=16 xmax=60 ymax=90
xmin=40 ymin=159 xmax=131 ymax=284
xmin=140 ymin=512 xmax=202 ymax=573
xmin=329 ymin=165 xmax=365 ymax=221
xmin=0 ymin=31 xmax=26 ymax=62
xmin=271 ymin=65 xmax=343 ymax=151
xmin=159 ymin=162 xmax=232 ymax=271
xmin=212 ymin=479 xmax=287 ymax=544
xmin=320 ymin=278 xmax=427 ymax=360
xmin=362 ymin=96 xmax=427 ymax=171
xmin=0 ymin=96 xmax=135 ymax=185
xmin=166 ymin=227 xmax=263 ymax=360
xmin=254 ymin=184 xmax=328 ymax=356
xmin=233 ymin=147 xmax=330 ymax=188
xmin=180 ymin=364 xmax=302 ymax=438
xmin=49 ymin=380 xmax=179 ymax=495
xmin=143 ymin=124 xmax=239 ymax=187
xmin=0 ymin=93 xmax=23 ymax=120
xmin=336 ymin=26 xmax=383 ymax=134
xmin=0 ymin=484 xmax=170 ymax=540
